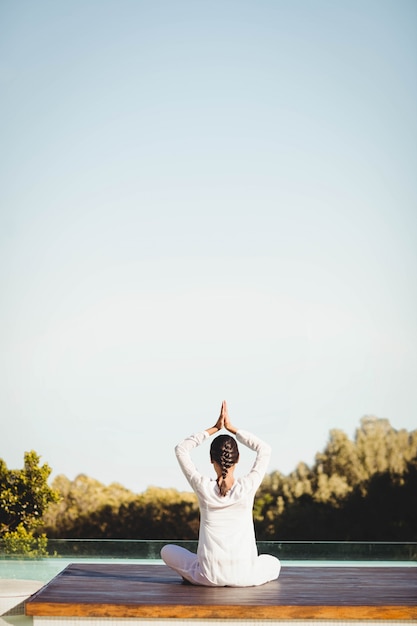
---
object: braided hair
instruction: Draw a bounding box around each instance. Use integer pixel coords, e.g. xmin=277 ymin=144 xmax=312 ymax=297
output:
xmin=210 ymin=435 xmax=239 ymax=496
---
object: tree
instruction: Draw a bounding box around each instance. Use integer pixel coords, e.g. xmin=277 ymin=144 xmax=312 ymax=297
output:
xmin=354 ymin=416 xmax=417 ymax=480
xmin=0 ymin=451 xmax=60 ymax=555
xmin=252 ymin=417 xmax=417 ymax=541
xmin=314 ymin=428 xmax=361 ymax=489
xmin=41 ymin=478 xmax=200 ymax=540
xmin=41 ymin=474 xmax=137 ymax=538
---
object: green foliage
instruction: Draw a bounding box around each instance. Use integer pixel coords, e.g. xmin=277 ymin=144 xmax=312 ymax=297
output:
xmin=41 ymin=474 xmax=136 ymax=537
xmin=0 ymin=451 xmax=60 ymax=554
xmin=41 ymin=479 xmax=199 ymax=540
xmin=2 ymin=523 xmax=48 ymax=557
xmin=254 ymin=416 xmax=417 ymax=540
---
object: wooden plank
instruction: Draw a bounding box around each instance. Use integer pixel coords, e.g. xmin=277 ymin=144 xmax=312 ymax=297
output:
xmin=26 ymin=563 xmax=417 ymax=620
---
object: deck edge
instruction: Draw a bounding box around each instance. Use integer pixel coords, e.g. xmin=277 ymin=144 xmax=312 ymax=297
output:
xmin=25 ymin=601 xmax=417 ymax=620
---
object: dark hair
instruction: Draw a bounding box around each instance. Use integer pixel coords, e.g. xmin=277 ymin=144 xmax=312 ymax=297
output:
xmin=210 ymin=435 xmax=239 ymax=496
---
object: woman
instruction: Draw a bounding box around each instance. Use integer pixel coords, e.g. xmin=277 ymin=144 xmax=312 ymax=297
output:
xmin=161 ymin=400 xmax=281 ymax=587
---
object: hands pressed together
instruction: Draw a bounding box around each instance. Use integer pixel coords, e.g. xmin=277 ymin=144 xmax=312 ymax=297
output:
xmin=207 ymin=400 xmax=237 ymax=436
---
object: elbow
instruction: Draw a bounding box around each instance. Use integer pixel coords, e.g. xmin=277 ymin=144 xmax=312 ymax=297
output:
xmin=175 ymin=443 xmax=183 ymax=459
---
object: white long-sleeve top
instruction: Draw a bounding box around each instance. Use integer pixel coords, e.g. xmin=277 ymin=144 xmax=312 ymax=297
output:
xmin=174 ymin=429 xmax=272 ymax=586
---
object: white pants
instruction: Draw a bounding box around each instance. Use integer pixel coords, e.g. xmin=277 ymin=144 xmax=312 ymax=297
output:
xmin=161 ymin=544 xmax=281 ymax=587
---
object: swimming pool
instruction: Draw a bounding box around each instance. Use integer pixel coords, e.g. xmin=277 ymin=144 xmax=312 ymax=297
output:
xmin=1 ymin=544 xmax=416 ymax=626
xmin=1 ymin=555 xmax=416 ymax=584
xmin=1 ymin=539 xmax=416 ymax=582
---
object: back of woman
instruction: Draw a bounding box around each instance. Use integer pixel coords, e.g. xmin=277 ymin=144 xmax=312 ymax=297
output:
xmin=194 ymin=468 xmax=263 ymax=586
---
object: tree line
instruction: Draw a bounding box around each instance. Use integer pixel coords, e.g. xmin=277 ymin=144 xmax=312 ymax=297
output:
xmin=40 ymin=416 xmax=417 ymax=541
xmin=1 ymin=416 xmax=416 ymax=553
xmin=254 ymin=416 xmax=417 ymax=540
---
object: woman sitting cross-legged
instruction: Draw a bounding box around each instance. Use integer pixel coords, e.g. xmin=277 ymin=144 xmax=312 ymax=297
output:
xmin=161 ymin=400 xmax=281 ymax=587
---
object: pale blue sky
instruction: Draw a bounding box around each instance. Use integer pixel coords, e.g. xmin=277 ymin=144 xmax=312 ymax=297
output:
xmin=1 ymin=1 xmax=416 ymax=492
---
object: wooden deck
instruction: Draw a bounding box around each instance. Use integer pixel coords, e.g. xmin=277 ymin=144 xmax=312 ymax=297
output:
xmin=25 ymin=562 xmax=417 ymax=621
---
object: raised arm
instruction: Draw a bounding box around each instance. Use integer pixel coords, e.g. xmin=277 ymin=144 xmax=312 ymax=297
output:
xmin=174 ymin=401 xmax=226 ymax=487
xmin=221 ymin=400 xmax=272 ymax=490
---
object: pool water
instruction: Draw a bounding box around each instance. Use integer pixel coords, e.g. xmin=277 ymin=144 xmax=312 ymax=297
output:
xmin=1 ymin=556 xmax=415 ymax=584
